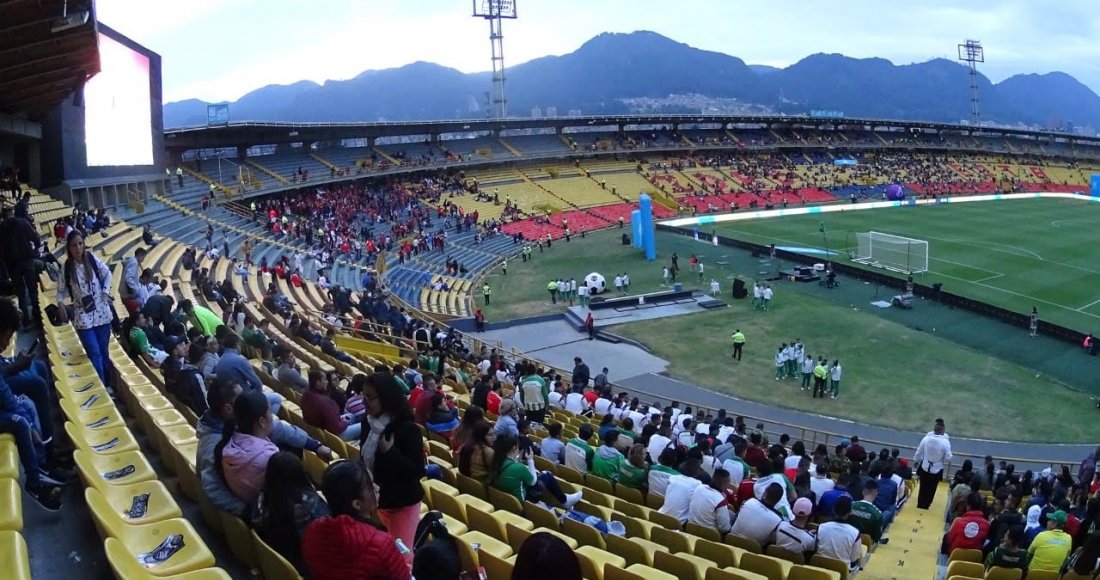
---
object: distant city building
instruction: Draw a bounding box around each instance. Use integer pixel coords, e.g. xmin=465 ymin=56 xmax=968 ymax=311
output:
xmin=530 ymin=106 xmax=543 ymax=118
xmin=545 ymin=106 xmax=558 ymax=117
xmin=568 ymin=109 xmax=582 ymax=117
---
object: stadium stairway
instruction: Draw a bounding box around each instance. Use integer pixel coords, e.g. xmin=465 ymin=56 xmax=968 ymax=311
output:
xmin=858 ymin=483 xmax=948 ymax=580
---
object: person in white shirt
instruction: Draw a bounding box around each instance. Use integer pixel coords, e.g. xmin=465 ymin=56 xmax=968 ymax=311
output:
xmin=774 ymin=498 xmax=818 ymax=557
xmin=752 ymin=282 xmax=762 ymax=309
xmin=563 ymin=391 xmax=589 ymax=416
xmin=754 ymin=460 xmax=796 ymax=520
xmin=647 ymin=421 xmax=674 ymax=464
xmin=729 ymin=482 xmax=785 ymax=546
xmin=912 ymin=418 xmax=952 ymax=509
xmin=614 ymin=275 xmax=623 ymax=294
xmin=784 ymin=441 xmax=807 ymax=471
xmin=762 ymin=285 xmax=773 ymax=310
xmin=710 ymin=279 xmax=720 ymax=296
xmin=688 ymin=469 xmax=733 ymax=534
xmin=660 ymin=474 xmax=704 ymax=523
xmin=815 ymin=496 xmax=863 ymax=572
xmin=809 ymin=462 xmax=836 ymax=500
xmin=547 ymin=384 xmax=565 ymax=409
xmin=622 ymin=273 xmax=630 ymax=292
xmin=477 ymin=358 xmax=492 ymax=376
xmin=593 ymin=395 xmax=613 ymax=416
xmin=677 ymin=419 xmax=697 ymax=447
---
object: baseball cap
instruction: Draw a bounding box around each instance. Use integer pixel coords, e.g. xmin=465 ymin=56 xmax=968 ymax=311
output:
xmin=1047 ymin=510 xmax=1068 ymax=525
xmin=164 ymin=335 xmax=185 ymax=352
xmin=793 ymin=498 xmax=813 ymax=517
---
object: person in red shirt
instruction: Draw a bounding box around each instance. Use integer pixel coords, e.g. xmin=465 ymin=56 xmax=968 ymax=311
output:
xmin=301 ymin=368 xmax=361 ymax=442
xmin=302 ymin=461 xmax=411 ymax=580
xmin=413 ymin=376 xmax=440 ymax=425
xmin=845 ymin=436 xmax=867 ymax=464
xmin=744 ymin=432 xmax=768 ymax=469
xmin=290 ymin=271 xmax=302 ymax=288
xmin=945 ymin=493 xmax=990 ymax=553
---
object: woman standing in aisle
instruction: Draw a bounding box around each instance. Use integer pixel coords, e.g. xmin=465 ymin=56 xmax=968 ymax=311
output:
xmin=56 ymin=230 xmax=115 ymax=386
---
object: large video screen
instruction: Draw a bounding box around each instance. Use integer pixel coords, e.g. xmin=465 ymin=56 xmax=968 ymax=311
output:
xmin=84 ymin=32 xmax=153 ymax=166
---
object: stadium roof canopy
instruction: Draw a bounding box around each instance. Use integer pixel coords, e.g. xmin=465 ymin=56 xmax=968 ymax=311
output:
xmin=164 ymin=114 xmax=1096 ymax=152
xmin=0 ymin=0 xmax=100 ymax=120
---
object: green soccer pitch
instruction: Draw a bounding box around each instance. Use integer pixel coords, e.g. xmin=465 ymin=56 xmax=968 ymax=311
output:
xmin=479 ymin=199 xmax=1100 ymax=441
xmin=713 ymin=197 xmax=1100 ymax=333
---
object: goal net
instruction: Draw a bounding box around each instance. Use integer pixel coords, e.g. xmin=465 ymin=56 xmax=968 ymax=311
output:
xmin=853 ymin=231 xmax=929 ymax=274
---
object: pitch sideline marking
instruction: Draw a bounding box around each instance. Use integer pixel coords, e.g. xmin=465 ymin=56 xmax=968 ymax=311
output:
xmin=1076 ymin=297 xmax=1100 ymax=312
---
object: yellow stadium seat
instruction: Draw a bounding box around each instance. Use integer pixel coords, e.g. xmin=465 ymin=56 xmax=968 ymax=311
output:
xmin=456 ymin=473 xmax=488 ymax=500
xmin=466 ymin=504 xmax=532 ymax=543
xmin=523 ymin=501 xmax=561 ymax=531
xmin=0 ymin=479 xmax=21 ymax=532
xmin=613 ymin=498 xmax=648 ymax=519
xmin=93 ymin=479 xmax=182 ymax=525
xmin=808 ymin=554 xmax=849 ymax=580
xmin=477 ymin=549 xmax=516 ymax=580
xmin=562 ymin=516 xmax=607 ymax=549
xmin=1060 ymin=571 xmax=1095 ymax=580
xmin=614 ymin=484 xmax=646 ymax=506
xmin=0 ymin=530 xmax=31 ymax=580
xmin=576 ymin=545 xmax=627 ymax=580
xmin=251 ymin=530 xmax=303 ymax=580
xmin=586 ymin=474 xmax=614 ymax=494
xmin=766 ymin=544 xmax=806 ymax=565
xmin=620 ymin=563 xmax=678 ymax=580
xmin=0 ymin=437 xmax=19 ymax=479
xmin=948 ymin=548 xmax=983 ymax=563
xmin=686 ymin=521 xmax=723 ymax=542
xmin=58 ymin=397 xmax=125 ymax=432
xmin=787 ymin=565 xmax=840 ymax=580
xmin=618 ymin=514 xmax=656 ymax=540
xmin=606 ymin=534 xmax=667 ymax=567
xmin=487 ymin=486 xmax=523 ymax=515
xmin=302 ymin=450 xmax=329 ymax=488
xmin=455 ymin=530 xmax=513 ymax=572
xmin=946 ymin=560 xmax=985 ymax=579
xmin=505 ymin=523 xmax=577 ymax=554
xmin=982 ymin=567 xmax=1022 ymax=580
xmin=739 ymin=552 xmax=793 ymax=580
xmin=646 ymin=491 xmax=664 ymax=510
xmin=724 ymin=533 xmax=764 ymax=554
xmin=65 ymin=422 xmax=140 ymax=455
xmin=74 ymin=449 xmax=156 ymax=489
xmin=105 ymin=538 xmax=231 ymax=579
xmin=708 ymin=567 xmax=769 ymax=580
xmin=654 ymin=550 xmax=712 ymax=580
xmin=647 ymin=509 xmax=681 ymax=531
xmin=221 ymin=511 xmax=265 ymax=576
xmin=695 ymin=538 xmax=744 ymax=569
xmin=87 ymin=489 xmax=215 ymax=576
xmin=651 ymin=526 xmax=696 ymax=553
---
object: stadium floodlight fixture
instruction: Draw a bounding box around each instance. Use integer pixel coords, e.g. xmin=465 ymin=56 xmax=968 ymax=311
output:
xmin=957 ymin=40 xmax=984 ymax=126
xmin=52 ymin=0 xmax=90 ymax=34
xmin=472 ymin=0 xmax=517 ymax=119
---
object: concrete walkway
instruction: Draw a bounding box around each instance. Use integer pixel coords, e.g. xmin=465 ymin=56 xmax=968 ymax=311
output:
xmin=481 ymin=317 xmax=1094 ymax=472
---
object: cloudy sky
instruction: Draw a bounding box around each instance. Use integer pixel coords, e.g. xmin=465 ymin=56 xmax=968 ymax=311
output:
xmin=96 ymin=0 xmax=1100 ymax=104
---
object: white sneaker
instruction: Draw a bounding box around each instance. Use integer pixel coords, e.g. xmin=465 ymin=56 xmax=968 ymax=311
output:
xmin=564 ymin=491 xmax=583 ymax=509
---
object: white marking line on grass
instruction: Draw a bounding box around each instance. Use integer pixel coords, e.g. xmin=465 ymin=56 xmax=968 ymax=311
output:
xmin=727 ymin=229 xmax=1100 ymax=320
xmin=1076 ymin=297 xmax=1100 ymax=312
xmin=973 ymin=273 xmax=1005 ymax=283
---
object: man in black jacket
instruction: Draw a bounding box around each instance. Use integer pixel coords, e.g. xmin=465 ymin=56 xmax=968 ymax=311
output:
xmin=1 ymin=208 xmax=42 ymax=327
xmin=572 ymin=356 xmax=591 ymax=392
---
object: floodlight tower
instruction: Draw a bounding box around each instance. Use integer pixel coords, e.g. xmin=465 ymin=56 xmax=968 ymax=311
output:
xmin=957 ymin=39 xmax=984 ymax=126
xmin=472 ymin=0 xmax=517 ymax=119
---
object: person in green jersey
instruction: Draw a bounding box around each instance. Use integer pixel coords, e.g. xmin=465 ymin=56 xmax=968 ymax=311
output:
xmin=617 ymin=444 xmax=649 ymax=489
xmin=775 ymin=344 xmax=786 ymax=380
xmin=849 ymin=479 xmax=885 ymax=543
xmin=564 ymin=424 xmax=595 ymax=474
xmin=481 ymin=283 xmax=492 ymax=305
xmin=813 ymin=358 xmax=829 ymax=398
xmin=591 ymin=430 xmax=626 ymax=481
xmin=517 ymin=363 xmax=549 ymax=425
xmin=490 ymin=435 xmax=581 ymax=507
xmin=986 ymin=526 xmax=1030 ymax=572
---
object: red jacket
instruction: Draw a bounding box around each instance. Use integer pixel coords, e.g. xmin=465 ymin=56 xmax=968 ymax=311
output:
xmin=947 ymin=510 xmax=990 ymax=551
xmin=303 ymin=515 xmax=410 ymax=580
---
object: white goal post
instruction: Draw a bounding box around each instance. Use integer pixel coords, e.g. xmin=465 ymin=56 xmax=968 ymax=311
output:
xmin=852 ymin=231 xmax=929 ymax=274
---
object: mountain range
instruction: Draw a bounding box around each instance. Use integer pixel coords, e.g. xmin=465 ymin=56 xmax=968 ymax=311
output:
xmin=163 ymin=31 xmax=1100 ymax=131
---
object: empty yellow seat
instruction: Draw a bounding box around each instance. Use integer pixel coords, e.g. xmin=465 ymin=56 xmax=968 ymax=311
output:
xmin=740 ymin=552 xmax=793 ymax=580
xmin=74 ymin=449 xmax=156 ymax=489
xmin=0 ymin=530 xmax=30 ymax=580
xmin=59 ymin=397 xmax=125 ymax=432
xmin=466 ymin=504 xmax=532 ymax=543
xmin=787 ymin=564 xmax=841 ymax=580
xmin=89 ymin=489 xmax=214 ymax=576
xmin=946 ymin=560 xmax=985 ymax=579
xmin=456 ymin=530 xmax=513 ymax=571
xmin=0 ymin=479 xmax=22 ymax=531
xmin=66 ymin=422 xmax=140 ymax=455
xmin=251 ymin=529 xmax=302 ymax=580
xmin=477 ymin=549 xmax=516 ymax=580
xmin=105 ymin=537 xmax=227 ymax=579
xmin=577 ymin=545 xmax=627 ymax=580
xmin=93 ymin=480 xmax=182 ymax=525
xmin=0 ymin=440 xmax=18 ymax=479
